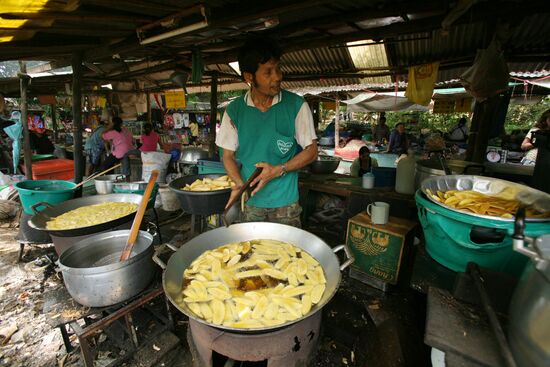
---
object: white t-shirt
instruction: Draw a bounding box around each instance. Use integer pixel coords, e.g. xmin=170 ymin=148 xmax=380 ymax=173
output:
xmin=216 ymin=91 xmax=317 ymax=152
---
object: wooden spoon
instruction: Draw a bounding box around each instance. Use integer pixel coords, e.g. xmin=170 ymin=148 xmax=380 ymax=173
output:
xmin=119 ymin=170 xmax=159 ymax=261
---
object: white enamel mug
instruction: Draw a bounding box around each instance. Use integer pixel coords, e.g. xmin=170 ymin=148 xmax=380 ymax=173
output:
xmin=366 ymin=201 xmax=390 ymax=224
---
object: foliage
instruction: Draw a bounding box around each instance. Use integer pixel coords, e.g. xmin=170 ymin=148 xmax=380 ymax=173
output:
xmin=503 ymin=95 xmax=550 ymax=132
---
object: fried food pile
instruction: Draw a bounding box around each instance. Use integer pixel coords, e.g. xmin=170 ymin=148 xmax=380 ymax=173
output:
xmin=182 ymin=175 xmax=235 ymax=191
xmin=179 ymin=239 xmax=326 ymax=329
xmin=425 ymin=189 xmax=550 ymax=218
xmin=46 ymin=202 xmax=138 ymax=230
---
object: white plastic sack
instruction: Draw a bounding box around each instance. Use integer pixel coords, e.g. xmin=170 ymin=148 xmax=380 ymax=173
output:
xmin=141 ymin=151 xmax=171 ymax=183
xmin=460 ymin=40 xmax=509 ymax=102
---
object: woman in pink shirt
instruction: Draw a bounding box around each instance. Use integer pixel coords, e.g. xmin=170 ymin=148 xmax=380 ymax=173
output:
xmin=139 ymin=123 xmax=159 ymax=152
xmin=102 ymin=117 xmax=135 ymax=173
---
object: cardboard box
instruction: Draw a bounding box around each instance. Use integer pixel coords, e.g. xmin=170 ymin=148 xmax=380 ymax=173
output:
xmin=346 ymin=212 xmax=416 ymax=290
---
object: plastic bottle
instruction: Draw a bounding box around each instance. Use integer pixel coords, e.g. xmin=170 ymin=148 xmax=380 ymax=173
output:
xmin=362 ymin=172 xmax=375 ymax=189
xmin=395 ymin=150 xmax=416 ymax=194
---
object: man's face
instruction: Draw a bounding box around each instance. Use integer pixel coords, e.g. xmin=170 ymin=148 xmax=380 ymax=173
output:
xmin=397 ymin=124 xmax=405 ymax=134
xmin=246 ymin=58 xmax=282 ymax=97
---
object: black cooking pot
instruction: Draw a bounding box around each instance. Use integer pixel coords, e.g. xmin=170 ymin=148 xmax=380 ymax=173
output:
xmin=168 ymin=174 xmax=230 ymax=215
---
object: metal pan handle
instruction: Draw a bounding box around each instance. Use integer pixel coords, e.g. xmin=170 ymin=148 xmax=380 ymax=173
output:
xmin=332 ymin=244 xmax=355 ymax=271
xmin=152 ymin=243 xmax=179 ymax=270
xmin=31 ymin=201 xmax=53 ymax=215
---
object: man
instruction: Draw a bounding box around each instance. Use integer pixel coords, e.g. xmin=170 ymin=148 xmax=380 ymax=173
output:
xmin=387 ymin=122 xmax=409 ymax=155
xmin=216 ymin=36 xmax=318 ymax=227
xmin=372 ymin=116 xmax=390 ymax=143
xmin=85 ymin=120 xmax=106 ymax=175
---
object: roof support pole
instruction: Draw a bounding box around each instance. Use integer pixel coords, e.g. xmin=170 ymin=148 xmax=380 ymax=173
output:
xmin=72 ymin=52 xmax=84 ymax=190
xmin=50 ymin=103 xmax=58 ymax=144
xmin=19 ymin=61 xmax=32 ymax=179
xmin=146 ymin=93 xmax=151 ymax=123
xmin=209 ymin=72 xmax=218 ymax=158
xmin=334 ymin=96 xmax=340 ymax=151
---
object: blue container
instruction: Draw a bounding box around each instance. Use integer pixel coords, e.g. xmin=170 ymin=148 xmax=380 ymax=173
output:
xmin=372 ymin=167 xmax=396 ymax=187
xmin=415 ymin=190 xmax=550 ymax=277
xmin=14 ymin=180 xmax=76 ymax=215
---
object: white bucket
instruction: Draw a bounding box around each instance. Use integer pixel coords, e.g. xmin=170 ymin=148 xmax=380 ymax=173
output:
xmin=158 ymin=184 xmax=181 ymax=211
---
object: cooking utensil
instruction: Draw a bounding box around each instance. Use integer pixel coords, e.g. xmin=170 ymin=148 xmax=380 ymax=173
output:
xmin=222 ymin=167 xmax=262 ymax=227
xmin=421 ymin=175 xmax=550 ymax=222
xmin=74 ymin=163 xmax=122 ymax=190
xmin=120 ymin=170 xmax=159 ymax=261
xmin=58 ymin=229 xmax=156 ymax=307
xmin=179 ymin=147 xmax=209 ymax=164
xmin=168 ymin=174 xmax=231 ymax=216
xmin=154 ymin=222 xmax=354 ymax=333
xmin=28 ymin=193 xmax=143 ymax=237
xmin=94 ymin=174 xmax=126 ymax=194
xmin=309 ymin=155 xmax=341 ymax=174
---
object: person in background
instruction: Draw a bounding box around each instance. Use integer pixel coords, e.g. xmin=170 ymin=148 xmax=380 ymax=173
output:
xmin=84 ymin=121 xmax=106 ymax=175
xmin=216 ymin=35 xmax=318 ymax=227
xmin=372 ymin=116 xmax=390 ymax=143
xmin=387 ymin=122 xmax=409 ymax=155
xmin=350 ymin=146 xmax=378 ymax=177
xmin=447 ymin=117 xmax=469 ymax=142
xmin=139 ymin=122 xmax=159 ymax=152
xmin=521 ymin=108 xmax=550 ymax=165
xmin=189 ymin=120 xmax=199 ymax=145
xmin=29 ymin=129 xmax=55 ymax=155
xmin=102 ymin=117 xmax=134 ymax=173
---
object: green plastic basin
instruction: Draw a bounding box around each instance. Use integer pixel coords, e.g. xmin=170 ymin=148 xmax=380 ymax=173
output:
xmin=14 ymin=180 xmax=76 ymax=215
xmin=415 ymin=190 xmax=550 ymax=277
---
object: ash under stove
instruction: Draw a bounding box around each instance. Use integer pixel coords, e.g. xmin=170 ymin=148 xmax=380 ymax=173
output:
xmin=187 ymin=311 xmax=321 ymax=367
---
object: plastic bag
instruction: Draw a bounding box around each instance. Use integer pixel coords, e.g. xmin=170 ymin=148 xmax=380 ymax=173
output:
xmin=460 ymin=40 xmax=509 ymax=102
xmin=405 ymin=62 xmax=440 ymax=106
xmin=141 ymin=151 xmax=171 ymax=183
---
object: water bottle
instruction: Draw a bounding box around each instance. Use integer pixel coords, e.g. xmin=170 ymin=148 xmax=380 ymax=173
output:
xmin=362 ymin=172 xmax=375 ymax=189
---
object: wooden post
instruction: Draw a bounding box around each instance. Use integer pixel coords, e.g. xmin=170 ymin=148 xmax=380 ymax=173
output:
xmin=334 ymin=96 xmax=340 ymax=150
xmin=465 ymin=94 xmax=506 ymax=163
xmin=19 ymin=61 xmax=33 ymax=179
xmin=72 ymin=52 xmax=84 ymax=187
xmin=209 ymin=73 xmax=218 ymax=158
xmin=50 ymin=103 xmax=58 ymax=143
xmin=146 ymin=92 xmax=151 ymax=123
xmin=311 ymin=98 xmax=320 ymax=131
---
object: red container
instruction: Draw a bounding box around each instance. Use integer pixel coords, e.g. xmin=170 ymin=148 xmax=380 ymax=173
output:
xmin=30 ymin=159 xmax=74 ymax=180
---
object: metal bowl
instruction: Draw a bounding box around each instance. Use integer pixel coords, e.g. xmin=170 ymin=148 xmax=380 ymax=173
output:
xmin=168 ymin=174 xmax=230 ymax=215
xmin=309 ymin=155 xmax=341 ymax=174
xmin=179 ymin=147 xmax=209 ymax=164
xmin=421 ymin=175 xmax=550 ymax=222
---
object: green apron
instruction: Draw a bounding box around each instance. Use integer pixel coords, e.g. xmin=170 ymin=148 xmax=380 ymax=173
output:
xmin=226 ymin=90 xmax=304 ymax=208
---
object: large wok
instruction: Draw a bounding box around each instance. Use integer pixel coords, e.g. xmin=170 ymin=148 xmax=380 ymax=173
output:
xmin=155 ymin=222 xmax=354 ymax=333
xmin=28 ymin=193 xmax=144 ymax=237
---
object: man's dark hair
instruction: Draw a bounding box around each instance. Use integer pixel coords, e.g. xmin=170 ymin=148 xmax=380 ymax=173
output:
xmin=395 ymin=122 xmax=404 ymax=128
xmin=359 ymin=146 xmax=371 ymax=156
xmin=238 ymin=35 xmax=282 ymax=77
xmin=459 ymin=117 xmax=467 ymax=125
xmin=379 ymin=116 xmax=386 ymax=123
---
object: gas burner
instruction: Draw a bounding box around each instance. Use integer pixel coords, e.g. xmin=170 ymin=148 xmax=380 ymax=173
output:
xmin=187 ymin=312 xmax=322 ymax=367
xmin=16 ymin=212 xmax=52 ymax=261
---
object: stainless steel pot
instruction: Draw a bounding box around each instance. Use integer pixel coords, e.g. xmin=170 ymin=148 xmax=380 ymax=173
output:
xmin=179 ymin=147 xmax=209 ymax=164
xmin=58 ymin=229 xmax=156 ymax=307
xmin=155 ymin=222 xmax=354 ymax=332
xmin=94 ymin=174 xmax=126 ymax=194
xmin=309 ymin=155 xmax=341 ymax=174
xmin=509 ymin=213 xmax=550 ymax=367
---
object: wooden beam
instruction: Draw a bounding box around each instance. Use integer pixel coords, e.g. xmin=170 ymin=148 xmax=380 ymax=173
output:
xmin=81 ymin=0 xmax=176 ymax=15
xmin=0 ymin=12 xmax=153 ymax=23
xmin=50 ymin=103 xmax=58 ymax=144
xmin=0 ymin=26 xmax=130 ymax=37
xmin=72 ymin=52 xmax=84 ymax=187
xmin=19 ymin=61 xmax=33 ymax=180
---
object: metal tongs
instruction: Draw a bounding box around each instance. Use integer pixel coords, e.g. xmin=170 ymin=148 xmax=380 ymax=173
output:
xmin=222 ymin=167 xmax=263 ymax=227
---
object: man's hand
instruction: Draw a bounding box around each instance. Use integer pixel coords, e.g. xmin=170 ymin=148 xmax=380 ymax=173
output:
xmin=225 ymin=183 xmax=244 ymax=209
xmin=250 ymin=162 xmax=282 ymax=197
